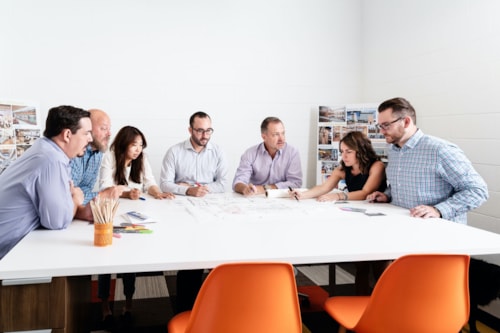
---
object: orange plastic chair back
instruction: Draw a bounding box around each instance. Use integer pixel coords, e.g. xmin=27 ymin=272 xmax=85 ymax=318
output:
xmin=168 ymin=262 xmax=302 ymax=333
xmin=325 ymin=254 xmax=470 ymax=333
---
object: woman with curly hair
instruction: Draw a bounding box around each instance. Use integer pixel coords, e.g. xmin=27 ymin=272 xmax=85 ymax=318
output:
xmin=290 ymin=130 xmax=388 ymax=296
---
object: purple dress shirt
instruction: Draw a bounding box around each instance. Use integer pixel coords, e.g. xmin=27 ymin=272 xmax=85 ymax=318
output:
xmin=232 ymin=142 xmax=302 ymax=190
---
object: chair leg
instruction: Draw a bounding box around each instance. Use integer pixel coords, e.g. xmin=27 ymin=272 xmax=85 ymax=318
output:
xmin=338 ymin=325 xmax=347 ymax=333
xmin=329 ymin=263 xmax=337 ymax=296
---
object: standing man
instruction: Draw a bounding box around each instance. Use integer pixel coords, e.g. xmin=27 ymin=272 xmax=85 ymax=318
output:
xmin=367 ymin=97 xmax=488 ymax=224
xmin=159 ymin=111 xmax=228 ymax=313
xmin=72 ymin=109 xmax=123 ymax=221
xmin=0 ymin=105 xmax=91 ymax=260
xmin=233 ymin=116 xmax=302 ymax=195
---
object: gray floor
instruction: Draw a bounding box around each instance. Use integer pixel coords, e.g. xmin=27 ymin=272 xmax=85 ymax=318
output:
xmin=100 ymin=265 xmax=352 ymax=301
xmin=90 ymin=264 xmax=353 ymax=333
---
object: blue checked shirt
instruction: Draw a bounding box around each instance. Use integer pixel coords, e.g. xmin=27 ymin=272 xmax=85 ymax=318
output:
xmin=71 ymin=145 xmax=103 ymax=204
xmin=385 ymin=130 xmax=488 ymax=224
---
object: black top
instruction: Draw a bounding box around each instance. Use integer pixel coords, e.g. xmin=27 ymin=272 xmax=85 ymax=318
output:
xmin=344 ymin=160 xmax=386 ymax=192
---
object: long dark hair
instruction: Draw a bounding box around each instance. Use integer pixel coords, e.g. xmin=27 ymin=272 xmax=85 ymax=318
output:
xmin=340 ymin=131 xmax=379 ymax=174
xmin=110 ymin=126 xmax=147 ymax=185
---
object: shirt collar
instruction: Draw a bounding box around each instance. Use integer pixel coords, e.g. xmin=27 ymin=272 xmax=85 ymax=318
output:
xmin=404 ymin=129 xmax=424 ymax=149
xmin=258 ymin=142 xmax=284 ymax=156
xmin=392 ymin=129 xmax=423 ymax=151
xmin=82 ymin=144 xmax=102 ymax=158
xmin=87 ymin=144 xmax=100 ymax=155
xmin=183 ymin=138 xmax=213 ymax=152
xmin=44 ymin=137 xmax=70 ymax=163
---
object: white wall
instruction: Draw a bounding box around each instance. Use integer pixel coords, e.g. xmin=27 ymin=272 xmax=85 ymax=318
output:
xmin=0 ymin=0 xmax=362 ymax=189
xmin=361 ymin=0 xmax=500 ymax=233
xmin=2 ymin=0 xmax=498 ymax=233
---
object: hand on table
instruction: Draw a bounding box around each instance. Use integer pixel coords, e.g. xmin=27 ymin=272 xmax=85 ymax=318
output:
xmin=187 ymin=185 xmax=209 ymax=197
xmin=410 ymin=205 xmax=441 ymax=219
xmin=367 ymin=191 xmax=388 ymax=203
xmin=154 ymin=192 xmax=175 ymax=200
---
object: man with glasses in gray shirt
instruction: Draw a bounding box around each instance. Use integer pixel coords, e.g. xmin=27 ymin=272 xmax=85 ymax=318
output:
xmin=160 ymin=111 xmax=228 ymax=196
xmin=159 ymin=111 xmax=228 ymax=313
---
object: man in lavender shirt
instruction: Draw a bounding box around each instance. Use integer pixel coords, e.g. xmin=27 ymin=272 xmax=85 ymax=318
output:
xmin=233 ymin=116 xmax=302 ymax=195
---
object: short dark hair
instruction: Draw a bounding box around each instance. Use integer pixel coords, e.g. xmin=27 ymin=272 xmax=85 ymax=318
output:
xmin=378 ymin=97 xmax=417 ymax=124
xmin=260 ymin=117 xmax=282 ymax=133
xmin=43 ymin=105 xmax=90 ymax=138
xmin=189 ymin=111 xmax=211 ymax=127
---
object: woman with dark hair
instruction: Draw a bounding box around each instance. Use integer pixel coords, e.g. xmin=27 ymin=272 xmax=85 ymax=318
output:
xmin=293 ymin=131 xmax=386 ymax=202
xmin=290 ymin=130 xmax=388 ymax=296
xmin=100 ymin=126 xmax=174 ymax=200
xmin=97 ymin=126 xmax=174 ymax=328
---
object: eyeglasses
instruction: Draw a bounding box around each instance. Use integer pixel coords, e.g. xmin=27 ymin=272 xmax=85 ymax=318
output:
xmin=192 ymin=128 xmax=214 ymax=135
xmin=375 ymin=117 xmax=403 ymax=131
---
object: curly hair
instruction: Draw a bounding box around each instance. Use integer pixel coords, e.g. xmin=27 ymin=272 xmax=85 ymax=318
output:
xmin=339 ymin=131 xmax=379 ymax=174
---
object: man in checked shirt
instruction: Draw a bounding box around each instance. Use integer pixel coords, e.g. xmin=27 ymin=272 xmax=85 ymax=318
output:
xmin=367 ymin=97 xmax=488 ymax=224
xmin=71 ymin=109 xmax=123 ymax=221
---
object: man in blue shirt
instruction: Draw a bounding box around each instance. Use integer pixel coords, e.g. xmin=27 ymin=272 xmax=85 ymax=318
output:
xmin=367 ymin=97 xmax=488 ymax=224
xmin=72 ymin=109 xmax=123 ymax=221
xmin=0 ymin=105 xmax=91 ymax=259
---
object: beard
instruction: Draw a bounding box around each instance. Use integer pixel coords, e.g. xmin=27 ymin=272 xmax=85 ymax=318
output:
xmin=91 ymin=137 xmax=109 ymax=153
xmin=191 ymin=135 xmax=209 ymax=147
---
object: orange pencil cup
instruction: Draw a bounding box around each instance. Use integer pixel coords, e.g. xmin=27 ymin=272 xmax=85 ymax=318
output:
xmin=94 ymin=222 xmax=113 ymax=246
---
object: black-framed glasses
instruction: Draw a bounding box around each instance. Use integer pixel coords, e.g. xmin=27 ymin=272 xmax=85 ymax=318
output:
xmin=375 ymin=117 xmax=403 ymax=131
xmin=192 ymin=127 xmax=214 ymax=135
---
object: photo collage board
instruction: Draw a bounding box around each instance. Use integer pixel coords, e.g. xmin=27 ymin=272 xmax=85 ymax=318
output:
xmin=0 ymin=102 xmax=41 ymax=175
xmin=317 ymin=104 xmax=388 ymax=185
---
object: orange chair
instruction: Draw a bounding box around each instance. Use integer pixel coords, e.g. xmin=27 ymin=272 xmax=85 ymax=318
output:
xmin=324 ymin=254 xmax=470 ymax=333
xmin=167 ymin=262 xmax=302 ymax=333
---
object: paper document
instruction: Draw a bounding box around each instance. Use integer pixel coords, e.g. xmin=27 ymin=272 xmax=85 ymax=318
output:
xmin=265 ymin=188 xmax=307 ymax=198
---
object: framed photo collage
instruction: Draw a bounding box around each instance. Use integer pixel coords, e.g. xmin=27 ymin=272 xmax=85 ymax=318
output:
xmin=316 ymin=104 xmax=388 ymax=185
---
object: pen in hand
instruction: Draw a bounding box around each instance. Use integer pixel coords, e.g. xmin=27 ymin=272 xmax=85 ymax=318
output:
xmin=288 ymin=186 xmax=299 ymax=201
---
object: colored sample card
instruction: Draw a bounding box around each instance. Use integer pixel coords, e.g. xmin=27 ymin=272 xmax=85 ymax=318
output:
xmin=126 ymin=211 xmax=150 ymax=221
xmin=339 ymin=207 xmax=366 ymax=213
xmin=364 ymin=211 xmax=386 ymax=216
xmin=113 ymin=227 xmax=153 ymax=234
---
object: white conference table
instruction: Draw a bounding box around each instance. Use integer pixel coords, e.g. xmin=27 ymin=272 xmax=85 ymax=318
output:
xmin=2 ymin=192 xmax=500 ymax=280
xmin=2 ymin=193 xmax=500 ymax=332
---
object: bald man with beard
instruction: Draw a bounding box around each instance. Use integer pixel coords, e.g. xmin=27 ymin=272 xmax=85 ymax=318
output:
xmin=71 ymin=109 xmax=124 ymax=221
